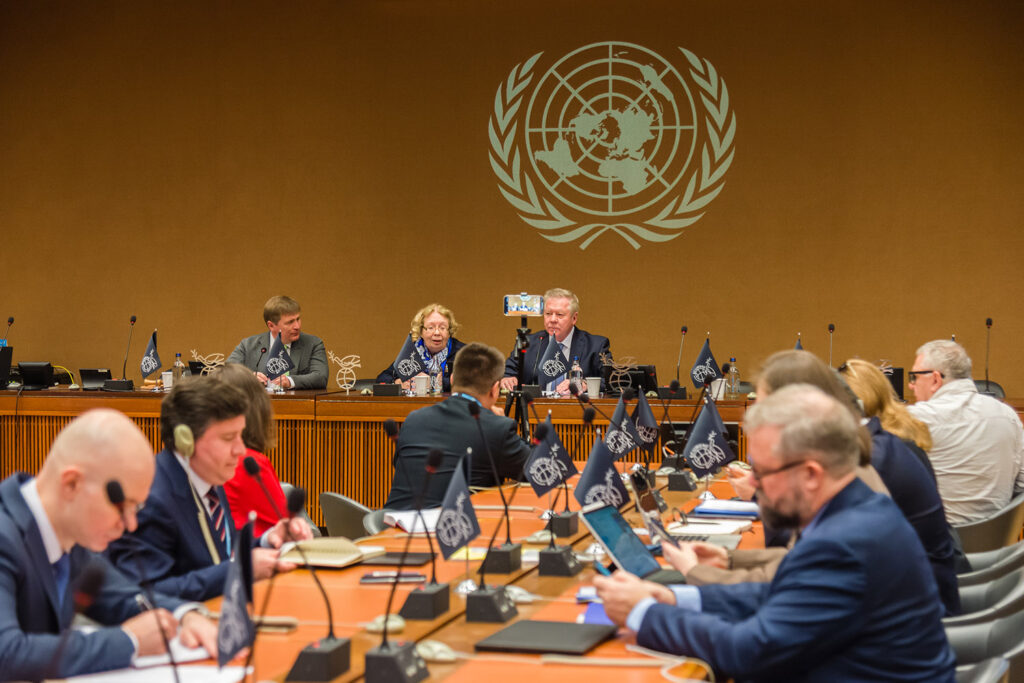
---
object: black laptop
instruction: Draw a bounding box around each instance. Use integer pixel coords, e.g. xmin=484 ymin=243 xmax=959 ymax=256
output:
xmin=79 ymin=368 xmax=113 ymax=391
xmin=0 ymin=347 xmax=12 ymax=388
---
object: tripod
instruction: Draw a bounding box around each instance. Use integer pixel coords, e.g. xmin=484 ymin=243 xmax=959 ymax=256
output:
xmin=504 ymin=316 xmax=533 ymax=439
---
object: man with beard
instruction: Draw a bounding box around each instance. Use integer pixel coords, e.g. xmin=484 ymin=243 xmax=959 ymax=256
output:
xmin=594 ymin=384 xmax=954 ymax=682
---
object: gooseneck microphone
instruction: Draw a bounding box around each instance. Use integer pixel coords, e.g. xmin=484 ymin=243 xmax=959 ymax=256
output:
xmin=984 ymin=317 xmax=993 ymax=394
xmin=121 ymin=315 xmax=137 ymax=380
xmin=827 ymin=323 xmax=836 ymax=367
xmin=1 ymin=316 xmax=12 ymax=344
xmin=675 ymin=325 xmax=687 ymax=385
xmin=106 ymin=480 xmax=180 ymax=683
xmin=47 ymin=559 xmax=106 ymax=680
xmin=255 ymin=347 xmax=267 ymax=375
xmin=466 ymin=401 xmax=514 ymax=547
xmin=104 ymin=316 xmax=137 ymax=391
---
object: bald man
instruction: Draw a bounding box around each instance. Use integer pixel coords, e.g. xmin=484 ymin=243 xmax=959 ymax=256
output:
xmin=0 ymin=409 xmax=217 ymax=681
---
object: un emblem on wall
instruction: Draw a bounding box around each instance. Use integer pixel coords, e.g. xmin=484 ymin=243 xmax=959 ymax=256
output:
xmin=489 ymin=42 xmax=736 ymax=249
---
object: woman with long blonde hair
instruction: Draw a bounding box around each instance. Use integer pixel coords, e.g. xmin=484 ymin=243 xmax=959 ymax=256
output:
xmin=838 ymin=358 xmax=932 ymax=453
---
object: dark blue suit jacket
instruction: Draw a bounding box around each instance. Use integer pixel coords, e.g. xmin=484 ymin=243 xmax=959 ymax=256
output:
xmin=106 ymin=449 xmax=245 ymax=602
xmin=503 ymin=327 xmax=611 ymax=387
xmin=0 ymin=473 xmax=182 ymax=680
xmin=637 ymin=479 xmax=956 ymax=682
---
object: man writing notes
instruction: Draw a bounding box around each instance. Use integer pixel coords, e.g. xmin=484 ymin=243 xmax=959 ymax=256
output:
xmin=106 ymin=376 xmax=312 ymax=602
xmin=595 ymin=384 xmax=955 ymax=682
xmin=227 ymin=295 xmax=328 ymax=390
xmin=0 ymin=409 xmax=217 ymax=681
xmin=907 ymin=339 xmax=1024 ymax=525
xmin=385 ymin=343 xmax=530 ymax=510
xmin=500 ymin=288 xmax=611 ymax=395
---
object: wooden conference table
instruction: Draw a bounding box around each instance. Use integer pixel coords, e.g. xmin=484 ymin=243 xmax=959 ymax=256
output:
xmin=0 ymin=388 xmax=753 ymax=525
xmin=204 ymin=473 xmax=757 ymax=682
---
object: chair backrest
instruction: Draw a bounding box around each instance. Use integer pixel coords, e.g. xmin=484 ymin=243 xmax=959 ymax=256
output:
xmin=956 ymin=657 xmax=1010 ymax=683
xmin=363 ymin=508 xmax=389 ymax=536
xmin=318 ymin=491 xmax=372 ymax=539
xmin=960 ymin=541 xmax=1024 ymax=587
xmin=280 ymin=482 xmax=322 ymax=537
xmin=955 ymin=492 xmax=1024 ymax=555
xmin=974 ymin=380 xmax=1006 ymax=400
xmin=947 ymin=568 xmax=1024 ymax=627
xmin=946 ymin=610 xmax=1024 ymax=676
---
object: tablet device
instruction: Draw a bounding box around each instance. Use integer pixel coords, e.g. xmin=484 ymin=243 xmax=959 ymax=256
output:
xmin=580 ymin=502 xmax=670 ymax=580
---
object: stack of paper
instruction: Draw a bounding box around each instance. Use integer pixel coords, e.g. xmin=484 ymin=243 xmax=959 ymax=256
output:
xmin=382 ymin=508 xmax=441 ymax=533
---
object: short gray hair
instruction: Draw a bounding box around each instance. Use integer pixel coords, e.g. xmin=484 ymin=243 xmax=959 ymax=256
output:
xmin=916 ymin=340 xmax=972 ymax=380
xmin=744 ymin=384 xmax=860 ymax=475
xmin=543 ymin=288 xmax=579 ymax=315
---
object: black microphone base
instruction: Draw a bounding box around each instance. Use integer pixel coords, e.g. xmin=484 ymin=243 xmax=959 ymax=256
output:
xmin=365 ymin=640 xmax=428 ymax=683
xmin=657 ymin=386 xmax=687 ymax=400
xmin=668 ymin=470 xmax=697 ymax=491
xmin=550 ymin=511 xmax=578 ymax=537
xmin=102 ymin=379 xmax=134 ymax=392
xmin=651 ymin=488 xmax=669 ymax=512
xmin=661 ymin=455 xmax=683 ymax=470
xmin=465 ymin=585 xmax=518 ymax=623
xmin=538 ymin=545 xmax=583 ymax=576
xmin=481 ymin=542 xmax=522 ymax=574
xmin=285 ymin=636 xmax=351 ymax=682
xmin=399 ymin=581 xmax=450 ymax=620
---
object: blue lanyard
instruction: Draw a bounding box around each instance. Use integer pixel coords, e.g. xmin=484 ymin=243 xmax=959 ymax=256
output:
xmin=452 ymin=392 xmax=482 ymax=408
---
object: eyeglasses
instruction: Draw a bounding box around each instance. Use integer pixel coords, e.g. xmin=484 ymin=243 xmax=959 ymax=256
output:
xmin=751 ymin=459 xmax=807 ymax=482
xmin=908 ymin=369 xmax=943 ymax=385
xmin=422 ymin=324 xmax=449 ymax=333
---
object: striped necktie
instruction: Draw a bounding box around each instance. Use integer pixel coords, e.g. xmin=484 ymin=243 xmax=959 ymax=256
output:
xmin=205 ymin=489 xmax=226 ymax=543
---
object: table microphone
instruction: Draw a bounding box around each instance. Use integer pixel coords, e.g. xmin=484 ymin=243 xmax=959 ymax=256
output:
xmin=984 ymin=317 xmax=994 ymax=394
xmin=827 ymin=323 xmax=835 ymax=367
xmin=46 ymin=558 xmax=106 ymax=680
xmin=675 ymin=325 xmax=687 ymax=385
xmin=284 ymin=486 xmax=351 ymax=681
xmin=1 ymin=316 xmax=12 ymax=344
xmin=104 ymin=316 xmax=137 ymax=391
xmin=255 ymin=346 xmax=267 ymax=374
xmin=467 ymin=401 xmax=521 ymax=574
xmin=106 ymin=480 xmax=180 ymax=683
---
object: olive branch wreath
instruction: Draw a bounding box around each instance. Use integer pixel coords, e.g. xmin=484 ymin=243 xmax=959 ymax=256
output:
xmin=488 ymin=48 xmax=735 ymax=250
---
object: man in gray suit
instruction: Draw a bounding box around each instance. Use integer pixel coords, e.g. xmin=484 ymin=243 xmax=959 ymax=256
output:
xmin=227 ymin=295 xmax=328 ymax=390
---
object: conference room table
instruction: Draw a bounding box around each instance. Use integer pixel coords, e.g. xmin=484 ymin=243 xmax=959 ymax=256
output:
xmin=201 ymin=473 xmax=758 ymax=682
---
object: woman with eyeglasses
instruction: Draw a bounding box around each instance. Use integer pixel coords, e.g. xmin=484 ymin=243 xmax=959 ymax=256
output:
xmin=376 ymin=303 xmax=465 ymax=393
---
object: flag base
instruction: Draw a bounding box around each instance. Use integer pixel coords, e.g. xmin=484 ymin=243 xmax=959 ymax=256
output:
xmin=550 ymin=511 xmax=578 ymax=537
xmin=668 ymin=471 xmax=697 ymax=491
xmin=538 ymin=546 xmax=582 ymax=576
xmin=698 ymin=489 xmax=717 ymax=500
xmin=285 ymin=636 xmax=350 ymax=682
xmin=399 ymin=581 xmax=450 ymax=620
xmin=661 ymin=455 xmax=683 ymax=470
xmin=465 ymin=585 xmax=518 ymax=623
xmin=364 ymin=641 xmax=428 ymax=683
xmin=481 ymin=542 xmax=521 ymax=574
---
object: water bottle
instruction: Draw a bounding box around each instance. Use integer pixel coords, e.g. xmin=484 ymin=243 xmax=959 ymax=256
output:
xmin=728 ymin=357 xmax=740 ymax=397
xmin=429 ymin=368 xmax=441 ymax=395
xmin=570 ymin=355 xmax=583 ymax=394
xmin=172 ymin=353 xmax=187 ymax=383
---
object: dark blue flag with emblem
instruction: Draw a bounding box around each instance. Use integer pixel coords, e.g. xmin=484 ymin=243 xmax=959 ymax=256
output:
xmin=795 ymin=335 xmax=803 ymax=350
xmin=264 ymin=334 xmax=294 ymax=381
xmin=391 ymin=334 xmax=425 ymax=382
xmin=537 ymin=336 xmax=570 ymax=388
xmin=525 ymin=415 xmax=578 ymax=497
xmin=574 ymin=433 xmax=629 ymax=509
xmin=139 ymin=330 xmax=161 ymax=379
xmin=681 ymin=398 xmax=736 ymax=478
xmin=217 ymin=528 xmax=254 ymax=668
xmin=690 ymin=338 xmax=722 ymax=389
xmin=603 ymin=394 xmax=640 ymax=460
xmin=436 ymin=460 xmax=481 ymax=560
xmin=631 ymin=391 xmax=660 ymax=453
xmin=237 ymin=514 xmax=254 ymax=604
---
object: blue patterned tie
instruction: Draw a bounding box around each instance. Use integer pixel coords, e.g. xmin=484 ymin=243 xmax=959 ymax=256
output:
xmin=52 ymin=553 xmax=70 ymax=605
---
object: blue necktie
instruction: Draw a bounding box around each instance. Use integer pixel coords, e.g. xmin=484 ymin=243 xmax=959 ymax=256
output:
xmin=52 ymin=553 xmax=70 ymax=605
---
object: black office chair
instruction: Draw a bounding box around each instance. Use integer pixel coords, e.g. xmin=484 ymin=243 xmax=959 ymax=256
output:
xmin=955 ymin=492 xmax=1024 ymax=555
xmin=946 ymin=567 xmax=1024 ymax=627
xmin=956 ymin=657 xmax=1010 ymax=683
xmin=974 ymin=380 xmax=1006 ymax=399
xmin=946 ymin=611 xmax=1024 ymax=682
xmin=960 ymin=541 xmax=1024 ymax=588
xmin=319 ymin=491 xmax=372 ymax=539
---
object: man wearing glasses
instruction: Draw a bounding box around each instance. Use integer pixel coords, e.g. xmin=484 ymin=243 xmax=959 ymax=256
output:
xmin=907 ymin=339 xmax=1024 ymax=525
xmin=594 ymin=384 xmax=955 ymax=680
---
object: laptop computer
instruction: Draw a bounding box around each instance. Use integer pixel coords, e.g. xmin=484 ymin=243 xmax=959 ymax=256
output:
xmin=79 ymin=368 xmax=113 ymax=391
xmin=579 ymin=502 xmax=686 ymax=585
xmin=0 ymin=347 xmax=12 ymax=388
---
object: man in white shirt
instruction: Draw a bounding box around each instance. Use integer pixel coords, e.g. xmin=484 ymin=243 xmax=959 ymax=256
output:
xmin=907 ymin=339 xmax=1024 ymax=525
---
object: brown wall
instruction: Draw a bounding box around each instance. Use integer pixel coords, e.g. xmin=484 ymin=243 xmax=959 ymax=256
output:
xmin=1 ymin=0 xmax=1022 ymax=396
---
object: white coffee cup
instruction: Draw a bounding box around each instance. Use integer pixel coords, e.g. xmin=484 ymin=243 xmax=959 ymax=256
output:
xmin=413 ymin=375 xmax=430 ymax=396
xmin=709 ymin=378 xmax=727 ymax=400
xmin=162 ymin=371 xmax=173 ymax=390
xmin=585 ymin=376 xmax=601 ymax=397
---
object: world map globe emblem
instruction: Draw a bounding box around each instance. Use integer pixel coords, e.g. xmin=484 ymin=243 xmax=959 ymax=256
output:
xmin=583 ymin=469 xmax=624 ymax=507
xmin=541 ymin=359 xmax=566 ymax=377
xmin=526 ymin=42 xmax=696 ymax=216
xmin=528 ymin=454 xmax=568 ymax=487
xmin=605 ymin=429 xmax=635 ymax=455
xmin=141 ymin=354 xmax=159 ymax=375
xmin=396 ymin=357 xmax=420 ymax=377
xmin=437 ymin=493 xmax=474 ymax=547
xmin=688 ymin=431 xmax=726 ymax=470
xmin=266 ymin=356 xmax=289 ymax=376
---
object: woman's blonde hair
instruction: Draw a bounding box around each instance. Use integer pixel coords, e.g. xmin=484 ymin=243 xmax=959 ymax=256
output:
xmin=409 ymin=303 xmax=460 ymax=342
xmin=839 ymin=358 xmax=932 ymax=452
xmin=213 ymin=362 xmax=276 ymax=453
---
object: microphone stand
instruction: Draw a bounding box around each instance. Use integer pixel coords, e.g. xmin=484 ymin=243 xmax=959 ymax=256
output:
xmin=467 ymin=401 xmax=521 ymax=574
xmin=827 ymin=323 xmax=836 ymax=367
xmin=983 ymin=317 xmax=993 ymax=395
xmin=504 ymin=317 xmax=533 ymax=439
xmin=103 ymin=316 xmax=136 ymax=391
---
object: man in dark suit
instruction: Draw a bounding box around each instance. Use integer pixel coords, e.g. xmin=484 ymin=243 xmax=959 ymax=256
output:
xmin=0 ymin=409 xmax=217 ymax=681
xmin=500 ymin=288 xmax=611 ymax=395
xmin=227 ymin=295 xmax=328 ymax=389
xmin=106 ymin=376 xmax=312 ymax=602
xmin=595 ymin=385 xmax=956 ymax=682
xmin=385 ymin=342 xmax=530 ymax=510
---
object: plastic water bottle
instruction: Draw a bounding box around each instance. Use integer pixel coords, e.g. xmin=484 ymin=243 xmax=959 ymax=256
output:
xmin=570 ymin=355 xmax=583 ymax=394
xmin=172 ymin=353 xmax=187 ymax=383
xmin=429 ymin=368 xmax=441 ymax=395
xmin=728 ymin=357 xmax=740 ymax=397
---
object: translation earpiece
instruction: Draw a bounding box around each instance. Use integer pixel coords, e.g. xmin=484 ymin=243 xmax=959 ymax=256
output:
xmin=174 ymin=424 xmax=195 ymax=458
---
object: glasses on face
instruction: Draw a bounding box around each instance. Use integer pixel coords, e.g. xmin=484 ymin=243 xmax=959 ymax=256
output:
xmin=751 ymin=458 xmax=807 ymax=482
xmin=908 ymin=369 xmax=943 ymax=385
xmin=422 ymin=324 xmax=449 ymax=334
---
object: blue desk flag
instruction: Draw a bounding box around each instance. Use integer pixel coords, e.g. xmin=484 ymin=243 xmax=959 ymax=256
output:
xmin=525 ymin=415 xmax=578 ymax=497
xmin=392 ymin=334 xmax=425 ymax=381
xmin=795 ymin=335 xmax=803 ymax=350
xmin=139 ymin=330 xmax=161 ymax=379
xmin=217 ymin=530 xmax=254 ymax=668
xmin=681 ymin=397 xmax=736 ymax=478
xmin=631 ymin=391 xmax=659 ymax=452
xmin=537 ymin=337 xmax=570 ymax=387
xmin=436 ymin=461 xmax=481 ymax=560
xmin=690 ymin=339 xmax=722 ymax=389
xmin=264 ymin=334 xmax=294 ymax=381
xmin=604 ymin=395 xmax=640 ymax=459
xmin=574 ymin=434 xmax=629 ymax=508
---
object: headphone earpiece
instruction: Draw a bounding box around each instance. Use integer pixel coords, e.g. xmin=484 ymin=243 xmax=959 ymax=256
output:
xmin=174 ymin=424 xmax=195 ymax=458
